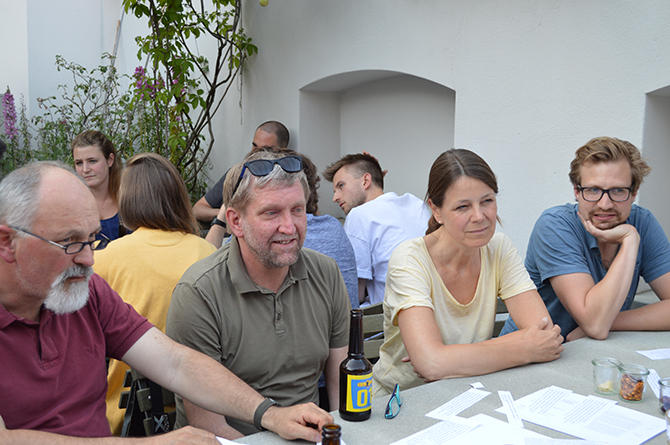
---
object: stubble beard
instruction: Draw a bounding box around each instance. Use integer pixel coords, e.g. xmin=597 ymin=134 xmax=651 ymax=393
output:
xmin=242 ymin=225 xmax=301 ymax=269
xmin=585 ymin=207 xmax=625 ymax=231
xmin=344 ymin=190 xmax=368 ymax=215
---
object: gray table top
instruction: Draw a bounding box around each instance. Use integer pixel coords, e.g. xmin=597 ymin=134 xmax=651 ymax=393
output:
xmin=236 ymin=331 xmax=670 ymax=444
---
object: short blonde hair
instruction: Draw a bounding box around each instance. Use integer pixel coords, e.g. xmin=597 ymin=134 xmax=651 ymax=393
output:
xmin=569 ymin=137 xmax=650 ymax=193
xmin=223 ymin=151 xmax=309 ymax=213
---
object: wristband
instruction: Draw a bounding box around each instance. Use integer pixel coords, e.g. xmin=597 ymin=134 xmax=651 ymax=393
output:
xmin=211 ymin=217 xmax=226 ymax=229
xmin=253 ymin=398 xmax=278 ymax=431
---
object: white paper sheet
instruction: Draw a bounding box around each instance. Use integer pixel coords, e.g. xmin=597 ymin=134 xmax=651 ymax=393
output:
xmin=499 ymin=390 xmax=524 ymax=428
xmin=637 ymin=348 xmax=670 ymax=360
xmin=501 ymin=385 xmax=665 ymax=445
xmin=217 ymin=437 xmax=245 ymax=444
xmin=425 ymin=387 xmax=490 ymax=420
xmin=390 ymin=417 xmax=477 ymax=445
xmin=393 ymin=414 xmax=547 ymax=445
xmin=461 ymin=414 xmax=547 ymax=445
xmin=524 ymin=439 xmax=607 ymax=445
xmin=648 ymin=368 xmax=662 ymax=399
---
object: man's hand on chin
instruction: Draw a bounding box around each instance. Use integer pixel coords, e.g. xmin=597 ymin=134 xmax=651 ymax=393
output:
xmin=578 ymin=214 xmax=639 ymax=245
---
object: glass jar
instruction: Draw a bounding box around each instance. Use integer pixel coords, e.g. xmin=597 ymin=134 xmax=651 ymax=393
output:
xmin=618 ymin=363 xmax=649 ymax=402
xmin=592 ymin=357 xmax=621 ymax=395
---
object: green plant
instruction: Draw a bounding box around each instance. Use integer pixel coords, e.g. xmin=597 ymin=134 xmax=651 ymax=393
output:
xmin=31 ymin=54 xmax=136 ymax=165
xmin=123 ymin=0 xmax=257 ymax=198
xmin=2 ymin=1 xmax=256 ymax=199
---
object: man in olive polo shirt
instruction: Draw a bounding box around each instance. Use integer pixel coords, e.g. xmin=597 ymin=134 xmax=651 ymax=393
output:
xmin=167 ymin=151 xmax=350 ymax=439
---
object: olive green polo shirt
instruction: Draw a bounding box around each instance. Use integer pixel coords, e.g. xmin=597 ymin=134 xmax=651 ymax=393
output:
xmin=167 ymin=236 xmax=350 ymax=434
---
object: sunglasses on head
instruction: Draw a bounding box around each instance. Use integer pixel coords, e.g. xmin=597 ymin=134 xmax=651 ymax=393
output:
xmin=231 ymin=155 xmax=303 ymax=197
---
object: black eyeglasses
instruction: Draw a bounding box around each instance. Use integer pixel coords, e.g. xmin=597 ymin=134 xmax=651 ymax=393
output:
xmin=385 ymin=383 xmax=402 ymax=419
xmin=576 ymin=186 xmax=632 ymax=203
xmin=10 ymin=225 xmax=110 ymax=254
xmin=231 ymin=156 xmax=303 ymax=197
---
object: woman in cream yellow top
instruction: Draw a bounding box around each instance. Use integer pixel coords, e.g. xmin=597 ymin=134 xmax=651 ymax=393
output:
xmin=372 ymin=149 xmax=564 ymax=395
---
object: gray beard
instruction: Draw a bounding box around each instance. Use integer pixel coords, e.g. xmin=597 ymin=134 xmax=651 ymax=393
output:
xmin=43 ymin=265 xmax=93 ymax=314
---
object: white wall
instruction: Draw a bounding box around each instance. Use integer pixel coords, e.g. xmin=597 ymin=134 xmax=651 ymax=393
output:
xmin=223 ymin=0 xmax=670 ymax=254
xmin=0 ymin=1 xmax=29 ymax=111
xmin=26 ymin=0 xmax=124 ymax=109
xmin=642 ymin=87 xmax=670 ymax=233
xmin=2 ymin=0 xmax=146 ymax=127
xmin=340 ymin=75 xmax=455 ymax=198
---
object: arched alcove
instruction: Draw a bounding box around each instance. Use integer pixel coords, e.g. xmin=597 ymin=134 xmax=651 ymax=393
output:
xmin=299 ymin=70 xmax=456 ymax=217
xmin=642 ymin=86 xmax=670 ymax=235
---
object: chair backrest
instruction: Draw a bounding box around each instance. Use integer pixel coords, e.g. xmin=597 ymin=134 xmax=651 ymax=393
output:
xmin=362 ymin=302 xmax=383 ymax=315
xmin=493 ymin=298 xmax=508 ymax=337
xmin=362 ymin=303 xmax=384 ymax=363
xmin=119 ymin=369 xmax=175 ymax=437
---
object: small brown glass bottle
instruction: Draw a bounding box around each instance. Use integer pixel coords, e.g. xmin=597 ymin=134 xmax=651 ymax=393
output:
xmin=339 ymin=309 xmax=373 ymax=421
xmin=321 ymin=423 xmax=342 ymax=445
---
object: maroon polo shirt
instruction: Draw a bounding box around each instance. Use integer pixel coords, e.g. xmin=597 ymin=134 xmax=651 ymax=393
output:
xmin=0 ymin=273 xmax=152 ymax=437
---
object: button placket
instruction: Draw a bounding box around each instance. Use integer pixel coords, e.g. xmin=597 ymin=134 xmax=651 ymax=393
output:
xmin=273 ymin=294 xmax=286 ymax=335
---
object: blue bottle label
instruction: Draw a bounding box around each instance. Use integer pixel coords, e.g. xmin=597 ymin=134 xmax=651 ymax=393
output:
xmin=345 ymin=372 xmax=372 ymax=412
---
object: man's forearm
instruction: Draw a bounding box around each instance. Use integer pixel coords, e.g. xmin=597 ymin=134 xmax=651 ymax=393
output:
xmin=183 ymin=398 xmax=244 ymax=439
xmin=193 ymin=197 xmax=219 ymax=222
xmin=0 ymin=430 xmax=137 ymax=444
xmin=580 ymin=236 xmax=639 ymax=337
xmin=205 ymin=225 xmax=226 ymax=248
xmin=124 ymin=329 xmax=264 ymax=425
xmin=169 ymin=343 xmax=264 ymax=424
xmin=611 ymin=299 xmax=670 ymax=331
xmin=1 ymin=426 xmax=219 ymax=444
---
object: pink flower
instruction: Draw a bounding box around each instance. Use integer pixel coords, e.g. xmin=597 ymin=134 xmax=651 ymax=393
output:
xmin=2 ymin=88 xmax=18 ymax=139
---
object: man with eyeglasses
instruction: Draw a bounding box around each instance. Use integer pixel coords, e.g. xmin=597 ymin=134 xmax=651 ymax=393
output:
xmin=167 ymin=151 xmax=350 ymax=439
xmin=0 ymin=161 xmax=332 ymax=444
xmin=501 ymin=137 xmax=670 ymax=340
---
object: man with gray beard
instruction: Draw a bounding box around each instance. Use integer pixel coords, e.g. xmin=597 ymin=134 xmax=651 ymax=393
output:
xmin=42 ymin=264 xmax=93 ymax=314
xmin=0 ymin=162 xmax=332 ymax=444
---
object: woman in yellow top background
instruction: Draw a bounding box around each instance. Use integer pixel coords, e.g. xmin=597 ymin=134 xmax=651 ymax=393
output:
xmin=94 ymin=153 xmax=216 ymax=434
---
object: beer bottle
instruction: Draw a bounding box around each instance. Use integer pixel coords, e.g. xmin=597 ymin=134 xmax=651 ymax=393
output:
xmin=339 ymin=309 xmax=373 ymax=421
xmin=321 ymin=423 xmax=342 ymax=445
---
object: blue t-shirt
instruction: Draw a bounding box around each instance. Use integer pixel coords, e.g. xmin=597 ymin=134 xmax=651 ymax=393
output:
xmin=305 ymin=213 xmax=359 ymax=309
xmin=100 ymin=213 xmax=121 ymax=241
xmin=501 ymin=203 xmax=670 ymax=337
